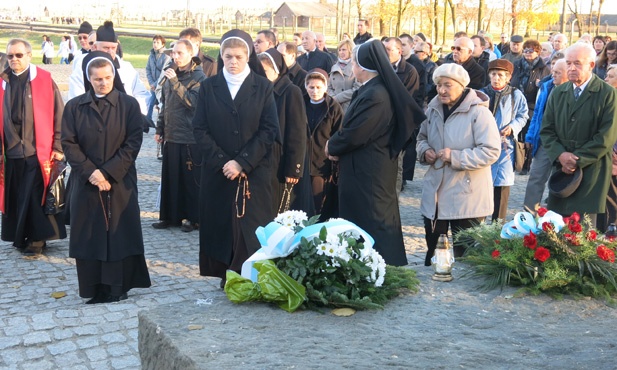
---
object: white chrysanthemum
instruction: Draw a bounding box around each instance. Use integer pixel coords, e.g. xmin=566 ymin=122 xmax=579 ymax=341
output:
xmin=361 ymin=248 xmax=386 ymax=287
xmin=274 ymin=210 xmax=308 ymax=228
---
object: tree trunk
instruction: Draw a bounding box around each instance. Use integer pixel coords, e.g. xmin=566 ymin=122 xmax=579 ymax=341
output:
xmin=396 ymin=0 xmax=403 ymax=36
xmin=597 ymin=0 xmax=605 ymax=34
xmin=433 ymin=0 xmax=439 ymax=43
xmin=446 ymin=0 xmax=456 ymax=34
xmin=477 ymin=0 xmax=484 ymax=33
xmin=588 ymin=0 xmax=594 ymax=33
xmin=511 ymin=0 xmax=518 ymax=35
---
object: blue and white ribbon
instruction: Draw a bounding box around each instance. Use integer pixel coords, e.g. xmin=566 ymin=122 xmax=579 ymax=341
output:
xmin=241 ymin=219 xmax=375 ymax=282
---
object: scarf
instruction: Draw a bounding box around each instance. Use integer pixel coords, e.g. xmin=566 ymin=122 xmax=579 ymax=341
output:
xmin=518 ymin=57 xmax=539 ymax=91
xmin=484 ymin=84 xmax=514 ymax=116
xmin=223 ymin=66 xmax=251 ymax=100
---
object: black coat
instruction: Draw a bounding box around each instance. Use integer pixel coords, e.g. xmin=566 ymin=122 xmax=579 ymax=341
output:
xmin=193 ymin=72 xmax=279 ymax=265
xmin=270 ymin=75 xmax=310 ymax=213
xmin=511 ymin=57 xmax=550 ymax=112
xmin=61 ymin=90 xmax=144 ymax=261
xmin=396 ymin=61 xmax=421 ymax=107
xmin=446 ymin=57 xmax=487 ymax=90
xmin=327 ymin=77 xmax=407 ymax=266
xmin=297 ymin=49 xmax=334 ymax=74
xmin=287 ymin=62 xmax=307 ymax=96
xmin=406 ymin=54 xmax=427 ymax=105
xmin=305 ymin=94 xmax=343 ymax=177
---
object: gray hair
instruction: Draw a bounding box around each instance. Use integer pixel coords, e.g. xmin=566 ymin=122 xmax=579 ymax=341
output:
xmin=564 ymin=42 xmax=596 ymax=63
xmin=7 ymin=38 xmax=32 ymax=53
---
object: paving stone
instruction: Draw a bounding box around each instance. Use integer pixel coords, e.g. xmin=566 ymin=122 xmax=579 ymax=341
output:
xmin=52 ymin=328 xmax=73 ymax=340
xmin=56 ymin=309 xmax=79 ymax=318
xmin=89 ymin=360 xmax=112 ymax=370
xmin=30 ymin=312 xmax=56 ymax=330
xmin=73 ymin=325 xmax=99 ymax=336
xmin=103 ymin=312 xmax=125 ymax=322
xmin=1 ymin=349 xmax=24 ymax=364
xmin=3 ymin=324 xmax=30 ymax=336
xmin=76 ymin=336 xmax=100 ymax=349
xmin=22 ymin=331 xmax=52 ymax=346
xmin=0 ymin=336 xmax=21 ymax=350
xmin=101 ymin=332 xmax=127 ymax=344
xmin=21 ymin=359 xmax=54 ymax=370
xmin=47 ymin=340 xmax=77 ymax=356
xmin=110 ymin=355 xmax=141 ymax=369
xmin=25 ymin=347 xmax=46 ymax=361
xmin=107 ymin=343 xmax=131 ymax=357
xmin=85 ymin=347 xmax=108 ymax=362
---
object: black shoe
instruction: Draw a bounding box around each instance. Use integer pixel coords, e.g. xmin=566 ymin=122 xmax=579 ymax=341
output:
xmin=180 ymin=219 xmax=196 ymax=232
xmin=152 ymin=220 xmax=171 ymax=229
xmin=519 ymin=169 xmax=529 ymax=175
xmin=105 ymin=293 xmax=128 ymax=303
xmin=86 ymin=290 xmax=108 ymax=304
xmin=220 ymin=278 xmax=226 ymax=290
xmin=22 ymin=241 xmax=45 ymax=256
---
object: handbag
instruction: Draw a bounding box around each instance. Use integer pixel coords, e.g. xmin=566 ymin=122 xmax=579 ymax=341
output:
xmin=44 ymin=160 xmax=67 ymax=215
xmin=513 ymin=139 xmax=527 ymax=172
xmin=319 ymin=162 xmax=339 ymax=222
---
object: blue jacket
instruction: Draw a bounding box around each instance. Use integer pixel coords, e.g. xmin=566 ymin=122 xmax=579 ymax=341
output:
xmin=525 ymin=78 xmax=555 ymax=157
xmin=480 ymin=86 xmax=529 ymax=186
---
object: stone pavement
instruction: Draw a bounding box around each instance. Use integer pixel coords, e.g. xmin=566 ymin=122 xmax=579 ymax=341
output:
xmin=0 ymin=64 xmax=545 ymax=369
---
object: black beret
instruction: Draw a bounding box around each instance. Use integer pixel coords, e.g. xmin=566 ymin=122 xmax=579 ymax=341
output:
xmin=78 ymin=21 xmax=93 ymax=35
xmin=96 ymin=21 xmax=117 ymax=43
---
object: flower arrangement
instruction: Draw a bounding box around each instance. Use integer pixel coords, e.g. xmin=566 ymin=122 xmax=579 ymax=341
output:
xmin=225 ymin=211 xmax=419 ymax=311
xmin=457 ymin=208 xmax=617 ymax=300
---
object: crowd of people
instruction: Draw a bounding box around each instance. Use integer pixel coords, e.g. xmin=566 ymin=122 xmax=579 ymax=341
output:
xmin=2 ymin=18 xmax=617 ymax=303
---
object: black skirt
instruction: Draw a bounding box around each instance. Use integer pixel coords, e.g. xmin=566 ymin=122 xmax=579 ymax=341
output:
xmin=1 ymin=156 xmax=66 ymax=247
xmin=75 ymin=255 xmax=151 ymax=298
xmin=159 ymin=142 xmax=201 ymax=224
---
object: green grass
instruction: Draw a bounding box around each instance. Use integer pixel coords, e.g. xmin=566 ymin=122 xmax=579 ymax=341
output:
xmin=0 ymin=29 xmax=220 ymax=69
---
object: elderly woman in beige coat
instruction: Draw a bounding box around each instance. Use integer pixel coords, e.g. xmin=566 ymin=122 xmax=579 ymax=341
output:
xmin=327 ymin=39 xmax=360 ymax=112
xmin=417 ymin=63 xmax=501 ymax=265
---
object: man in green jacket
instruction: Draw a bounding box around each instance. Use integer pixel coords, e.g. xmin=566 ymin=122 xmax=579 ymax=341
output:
xmin=540 ymin=42 xmax=617 ymax=226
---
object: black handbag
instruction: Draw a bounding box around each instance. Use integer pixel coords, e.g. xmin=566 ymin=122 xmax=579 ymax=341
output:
xmin=44 ymin=160 xmax=67 ymax=215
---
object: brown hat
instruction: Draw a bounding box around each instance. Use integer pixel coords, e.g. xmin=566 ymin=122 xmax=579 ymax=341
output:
xmin=488 ymin=59 xmax=514 ymax=75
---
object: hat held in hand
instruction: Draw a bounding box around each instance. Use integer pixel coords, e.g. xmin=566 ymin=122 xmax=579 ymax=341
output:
xmin=548 ymin=167 xmax=583 ymax=198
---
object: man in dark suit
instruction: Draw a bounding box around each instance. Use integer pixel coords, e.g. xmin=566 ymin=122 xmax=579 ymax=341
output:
xmin=447 ymin=37 xmax=486 ymax=90
xmin=297 ymin=31 xmax=333 ymax=73
xmin=277 ymin=41 xmax=307 ymax=95
xmin=399 ymin=33 xmax=427 ymax=105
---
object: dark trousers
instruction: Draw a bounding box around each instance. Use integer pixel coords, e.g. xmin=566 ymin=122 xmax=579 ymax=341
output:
xmin=311 ymin=176 xmax=326 ymax=214
xmin=492 ymin=186 xmax=511 ymax=221
xmin=423 ymin=216 xmax=483 ymax=266
xmin=597 ymin=176 xmax=617 ymax=232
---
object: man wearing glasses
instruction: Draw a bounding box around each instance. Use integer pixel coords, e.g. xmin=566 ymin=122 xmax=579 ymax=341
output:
xmin=0 ymin=39 xmax=67 ymax=255
xmin=254 ymin=30 xmax=276 ymax=54
xmin=446 ymin=36 xmax=486 ymax=90
xmin=75 ymin=21 xmax=93 ymax=56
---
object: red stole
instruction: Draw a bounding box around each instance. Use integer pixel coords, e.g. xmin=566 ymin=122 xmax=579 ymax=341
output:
xmin=0 ymin=66 xmax=56 ymax=212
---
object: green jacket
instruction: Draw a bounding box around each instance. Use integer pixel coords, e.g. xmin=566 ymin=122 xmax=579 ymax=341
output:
xmin=540 ymin=74 xmax=617 ymax=215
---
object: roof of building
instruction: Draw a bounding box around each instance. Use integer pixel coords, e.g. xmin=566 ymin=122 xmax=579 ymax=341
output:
xmin=274 ymin=2 xmax=338 ymax=17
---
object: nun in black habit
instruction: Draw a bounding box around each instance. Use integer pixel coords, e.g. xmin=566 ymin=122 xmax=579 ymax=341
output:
xmin=62 ymin=55 xmax=151 ymax=303
xmin=193 ymin=30 xmax=280 ymax=287
xmin=258 ymin=48 xmax=313 ymax=216
xmin=326 ymin=39 xmax=426 ymax=266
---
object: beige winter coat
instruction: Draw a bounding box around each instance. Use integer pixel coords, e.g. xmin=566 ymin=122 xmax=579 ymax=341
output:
xmin=327 ymin=61 xmax=360 ymax=113
xmin=417 ymin=88 xmax=501 ymax=220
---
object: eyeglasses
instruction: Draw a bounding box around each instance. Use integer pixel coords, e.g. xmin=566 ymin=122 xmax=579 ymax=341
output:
xmin=7 ymin=53 xmax=26 ymax=59
xmin=414 ymin=50 xmax=426 ymax=54
xmin=78 ymin=35 xmax=88 ymax=40
xmin=451 ymin=46 xmax=467 ymax=51
xmin=523 ymin=48 xmax=536 ymax=53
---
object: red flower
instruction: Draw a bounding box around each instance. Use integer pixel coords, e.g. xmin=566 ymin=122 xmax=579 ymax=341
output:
xmin=494 ymin=239 xmax=501 ymax=245
xmin=597 ymin=245 xmax=616 ymax=263
xmin=564 ymin=233 xmax=581 ymax=245
xmin=537 ymin=207 xmax=548 ymax=217
xmin=492 ymin=250 xmax=500 ymax=259
xmin=563 ymin=217 xmax=571 ymax=225
xmin=523 ymin=232 xmax=537 ymax=250
xmin=534 ymin=246 xmax=550 ymax=263
xmin=586 ymin=230 xmax=597 ymax=241
xmin=542 ymin=222 xmax=554 ymax=232
xmin=571 ymin=212 xmax=581 ymax=223
xmin=609 ymin=236 xmax=616 ymax=243
xmin=568 ymin=221 xmax=582 ymax=233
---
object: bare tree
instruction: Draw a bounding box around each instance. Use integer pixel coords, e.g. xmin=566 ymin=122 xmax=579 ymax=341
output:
xmin=597 ymin=0 xmax=605 ymax=34
xmin=477 ymin=0 xmax=484 ymax=33
xmin=511 ymin=0 xmax=518 ymax=35
xmin=446 ymin=0 xmax=457 ymax=33
xmin=568 ymin=0 xmax=584 ymax=38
